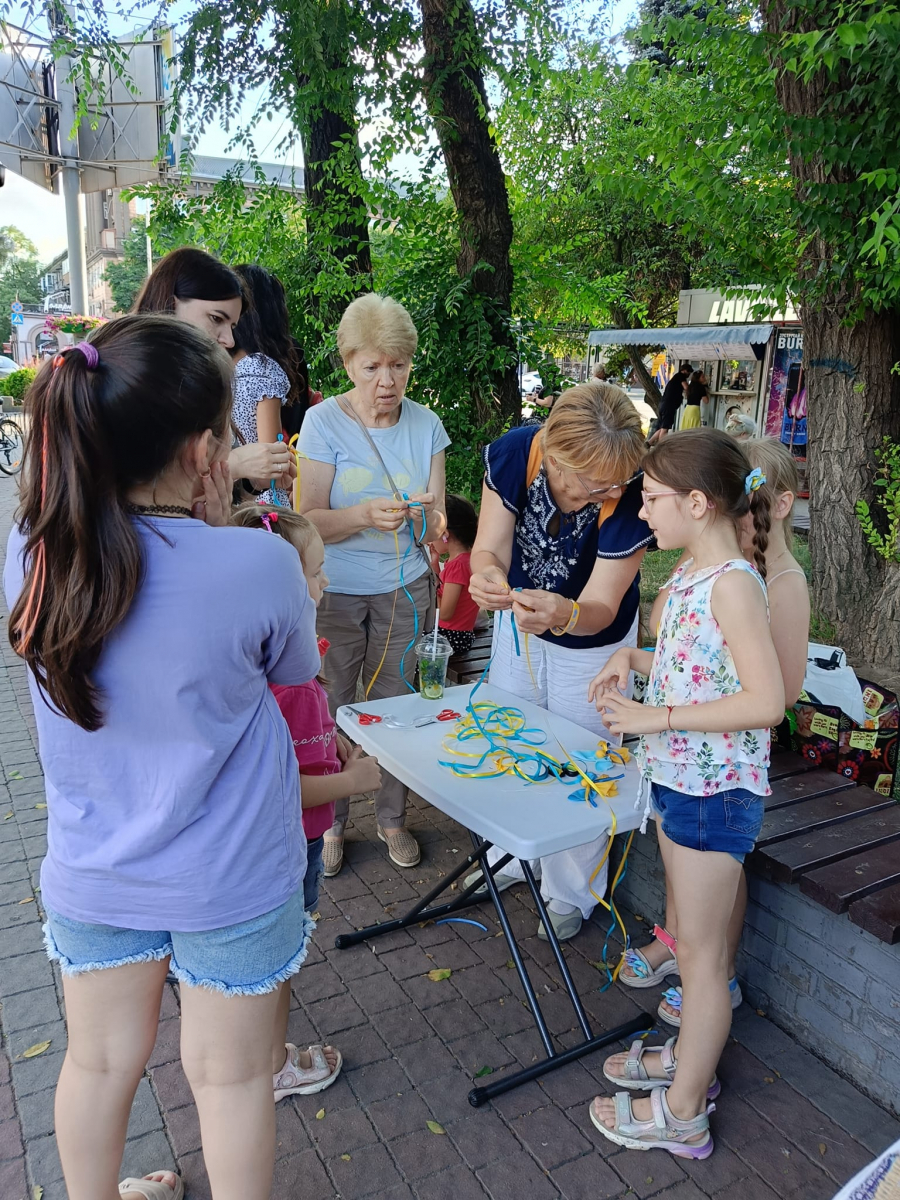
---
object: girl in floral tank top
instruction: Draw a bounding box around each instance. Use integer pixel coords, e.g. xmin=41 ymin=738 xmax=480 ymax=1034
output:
xmin=642 ymin=557 xmax=770 ymax=796
xmin=583 ymin=431 xmax=786 ymax=1164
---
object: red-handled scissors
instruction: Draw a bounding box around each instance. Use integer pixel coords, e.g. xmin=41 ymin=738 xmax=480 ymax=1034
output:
xmin=436 ymin=709 xmax=461 ymax=722
xmin=346 ymin=706 xmax=383 ymax=726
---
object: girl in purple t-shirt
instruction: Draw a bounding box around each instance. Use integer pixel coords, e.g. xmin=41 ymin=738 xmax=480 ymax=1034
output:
xmin=2 ymin=316 xmax=327 ymax=1200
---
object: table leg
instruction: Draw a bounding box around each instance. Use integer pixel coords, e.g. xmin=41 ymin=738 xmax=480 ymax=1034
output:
xmin=334 ymin=842 xmax=514 ymax=950
xmin=332 ymin=831 xmax=653 ymax=1106
xmin=466 ymin=833 xmax=652 ymax=1106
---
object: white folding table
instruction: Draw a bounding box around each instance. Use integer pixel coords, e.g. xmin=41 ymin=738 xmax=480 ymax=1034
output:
xmin=335 ymin=683 xmax=652 ymax=1106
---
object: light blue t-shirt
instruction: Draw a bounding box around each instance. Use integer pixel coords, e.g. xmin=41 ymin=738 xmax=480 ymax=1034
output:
xmin=298 ymin=395 xmax=451 ymax=596
xmin=3 ymin=518 xmax=320 ymax=932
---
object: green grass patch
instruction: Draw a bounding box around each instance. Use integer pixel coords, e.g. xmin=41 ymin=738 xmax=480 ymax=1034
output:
xmin=640 ymin=535 xmax=835 ymax=645
xmin=640 ymin=547 xmax=683 ymax=607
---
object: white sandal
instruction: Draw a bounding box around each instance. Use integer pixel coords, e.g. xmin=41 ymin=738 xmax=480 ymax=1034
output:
xmin=602 ymin=1036 xmax=720 ymax=1100
xmin=619 ymin=925 xmax=678 ymax=989
xmin=118 ymin=1175 xmax=184 ymax=1200
xmin=274 ymin=1042 xmax=343 ymax=1101
xmin=658 ymin=976 xmax=743 ymax=1028
xmin=589 ymin=1086 xmax=714 ymax=1159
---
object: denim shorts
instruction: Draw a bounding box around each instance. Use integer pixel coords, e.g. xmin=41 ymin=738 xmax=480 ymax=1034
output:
xmin=651 ymin=783 xmax=764 ymax=863
xmin=44 ymin=889 xmax=314 ymax=997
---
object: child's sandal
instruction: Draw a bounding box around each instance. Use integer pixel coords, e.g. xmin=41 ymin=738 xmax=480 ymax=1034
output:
xmin=118 ymin=1176 xmax=184 ymax=1200
xmin=620 ymin=925 xmax=678 ymax=990
xmin=602 ymin=1036 xmax=720 ymax=1100
xmin=657 ymin=976 xmax=743 ymax=1029
xmin=588 ymin=1086 xmax=714 ymax=1159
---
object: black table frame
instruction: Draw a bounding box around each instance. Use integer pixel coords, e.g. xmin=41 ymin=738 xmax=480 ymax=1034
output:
xmin=335 ymin=831 xmax=653 ymax=1107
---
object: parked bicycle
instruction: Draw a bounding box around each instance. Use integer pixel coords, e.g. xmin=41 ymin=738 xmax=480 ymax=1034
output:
xmin=0 ymin=415 xmax=23 ymax=476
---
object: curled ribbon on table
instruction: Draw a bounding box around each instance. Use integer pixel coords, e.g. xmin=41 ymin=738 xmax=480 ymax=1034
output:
xmin=744 ymin=467 xmax=766 ymax=494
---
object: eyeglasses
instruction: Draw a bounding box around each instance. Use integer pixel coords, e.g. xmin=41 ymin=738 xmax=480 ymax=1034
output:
xmin=641 ymin=489 xmax=686 ymax=505
xmin=575 ymin=471 xmax=641 ymax=500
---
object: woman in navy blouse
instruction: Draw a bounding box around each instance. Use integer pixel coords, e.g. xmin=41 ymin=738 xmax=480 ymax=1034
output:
xmin=466 ymin=382 xmax=653 ymax=941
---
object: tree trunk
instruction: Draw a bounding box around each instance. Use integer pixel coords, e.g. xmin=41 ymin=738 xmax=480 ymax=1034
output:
xmin=610 ymin=304 xmax=663 ymax=412
xmin=289 ymin=0 xmax=372 ymax=324
xmin=417 ymin=0 xmax=520 ymax=427
xmin=802 ymin=307 xmax=900 ymax=669
xmin=298 ymin=104 xmax=372 ymax=282
xmin=626 ymin=347 xmax=662 ymax=413
xmin=763 ymin=0 xmax=900 ymax=671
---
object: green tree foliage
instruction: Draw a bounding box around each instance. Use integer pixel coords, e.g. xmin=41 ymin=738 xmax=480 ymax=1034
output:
xmin=497 ymin=39 xmax=725 ymax=406
xmin=0 ymin=226 xmax=38 ymax=275
xmin=104 ymin=217 xmax=156 ymax=314
xmin=0 ymin=367 xmax=37 ymax=401
xmin=610 ymin=0 xmax=900 ymax=666
xmin=0 ymin=233 xmax=43 ymax=345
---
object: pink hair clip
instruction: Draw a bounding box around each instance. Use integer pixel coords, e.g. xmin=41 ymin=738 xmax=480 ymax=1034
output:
xmin=259 ymin=510 xmax=279 ymax=534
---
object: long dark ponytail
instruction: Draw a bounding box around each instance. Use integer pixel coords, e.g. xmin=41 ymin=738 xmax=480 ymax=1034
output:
xmin=643 ymin=429 xmax=772 ymax=579
xmin=9 ymin=314 xmax=233 ymax=731
xmin=233 ymin=264 xmax=303 ymax=406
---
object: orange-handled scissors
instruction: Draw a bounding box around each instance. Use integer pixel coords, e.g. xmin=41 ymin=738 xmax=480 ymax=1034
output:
xmin=346 ymin=707 xmax=383 ymax=726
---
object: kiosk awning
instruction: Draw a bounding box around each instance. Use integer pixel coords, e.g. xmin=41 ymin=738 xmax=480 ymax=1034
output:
xmin=587 ymin=324 xmax=774 ymax=361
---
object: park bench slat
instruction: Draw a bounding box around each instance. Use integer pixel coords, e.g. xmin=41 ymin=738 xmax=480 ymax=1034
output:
xmin=756 ymin=788 xmax=888 ymax=847
xmin=749 ymin=799 xmax=900 ymax=883
xmin=800 ymin=842 xmax=900 ymax=913
xmin=447 ymin=655 xmax=492 ymax=685
xmin=768 ymin=747 xmax=817 ymax=780
xmin=764 ymin=769 xmax=856 ymax=810
xmin=849 ymin=882 xmax=900 ymax=944
xmin=458 ymin=667 xmax=492 ymax=684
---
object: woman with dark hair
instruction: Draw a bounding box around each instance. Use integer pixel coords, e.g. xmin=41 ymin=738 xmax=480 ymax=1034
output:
xmin=231 ymin=265 xmax=303 ymax=505
xmin=4 ymin=315 xmax=328 ymax=1200
xmin=135 ymin=248 xmax=295 ymax=494
xmin=681 ymin=370 xmax=708 ymax=430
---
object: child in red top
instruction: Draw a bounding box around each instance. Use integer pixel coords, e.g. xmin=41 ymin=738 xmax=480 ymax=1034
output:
xmin=436 ymin=494 xmax=481 ymax=655
xmin=232 ymin=503 xmax=382 ymax=1103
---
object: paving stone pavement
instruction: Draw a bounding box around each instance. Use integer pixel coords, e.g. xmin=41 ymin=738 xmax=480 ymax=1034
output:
xmin=1 ymin=470 xmax=898 ymax=1200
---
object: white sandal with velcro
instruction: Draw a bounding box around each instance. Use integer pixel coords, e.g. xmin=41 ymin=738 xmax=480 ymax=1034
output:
xmin=118 ymin=1175 xmax=184 ymax=1200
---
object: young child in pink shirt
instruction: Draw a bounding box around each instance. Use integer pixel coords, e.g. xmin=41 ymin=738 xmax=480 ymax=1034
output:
xmin=232 ymin=503 xmax=382 ymax=1100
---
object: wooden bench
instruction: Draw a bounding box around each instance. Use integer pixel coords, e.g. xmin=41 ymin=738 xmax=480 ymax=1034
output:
xmin=446 ymin=626 xmax=494 ymax=685
xmin=746 ymin=744 xmax=900 ymax=943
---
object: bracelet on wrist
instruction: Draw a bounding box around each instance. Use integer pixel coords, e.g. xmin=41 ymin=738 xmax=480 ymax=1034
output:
xmin=551 ymin=599 xmax=580 ymax=636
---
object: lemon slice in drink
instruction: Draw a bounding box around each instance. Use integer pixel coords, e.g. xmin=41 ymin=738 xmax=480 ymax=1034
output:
xmin=422 ymin=682 xmax=444 ymax=700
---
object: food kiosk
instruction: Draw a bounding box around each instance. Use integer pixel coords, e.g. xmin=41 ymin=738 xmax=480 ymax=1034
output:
xmin=587 ymin=287 xmax=806 ymax=493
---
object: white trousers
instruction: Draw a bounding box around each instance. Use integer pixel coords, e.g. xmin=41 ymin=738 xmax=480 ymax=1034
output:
xmin=485 ymin=613 xmax=638 ymax=919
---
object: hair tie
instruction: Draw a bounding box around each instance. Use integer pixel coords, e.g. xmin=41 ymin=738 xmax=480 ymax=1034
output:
xmin=52 ymin=342 xmax=100 ymax=371
xmin=74 ymin=341 xmax=99 ymax=369
xmin=259 ymin=510 xmax=279 ymax=533
xmin=745 ymin=468 xmax=766 ymax=494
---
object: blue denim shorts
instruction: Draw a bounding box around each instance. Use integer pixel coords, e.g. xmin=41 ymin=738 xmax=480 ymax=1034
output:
xmin=651 ymin=783 xmax=764 ymax=863
xmin=44 ymin=889 xmax=314 ymax=997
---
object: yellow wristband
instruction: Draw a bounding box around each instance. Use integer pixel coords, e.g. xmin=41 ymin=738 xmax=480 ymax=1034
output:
xmin=551 ymin=599 xmax=579 ymax=636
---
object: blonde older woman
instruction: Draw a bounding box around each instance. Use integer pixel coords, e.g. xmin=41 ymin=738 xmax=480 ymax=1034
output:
xmin=298 ymin=294 xmax=449 ymax=876
xmin=465 ymin=382 xmax=653 ymax=941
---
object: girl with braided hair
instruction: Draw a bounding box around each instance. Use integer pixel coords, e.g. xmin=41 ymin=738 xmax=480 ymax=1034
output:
xmin=585 ymin=429 xmax=785 ymax=1161
xmin=623 ymin=438 xmax=810 ymax=1029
